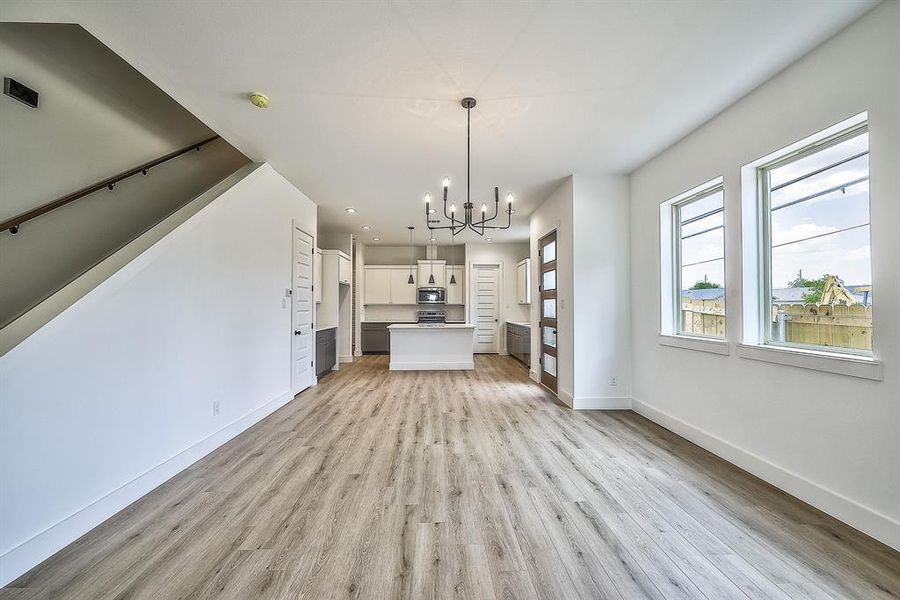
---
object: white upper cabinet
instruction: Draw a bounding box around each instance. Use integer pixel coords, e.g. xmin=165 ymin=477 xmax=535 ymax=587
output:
xmin=364 ymin=267 xmax=392 ymax=305
xmin=390 ymin=268 xmax=417 ymax=305
xmin=338 ymin=254 xmax=351 ymax=285
xmin=417 ymin=260 xmax=446 ymax=288
xmin=516 ymin=258 xmax=531 ymax=304
xmin=445 ymin=266 xmax=465 ymax=305
xmin=314 ymin=248 xmax=323 ymax=303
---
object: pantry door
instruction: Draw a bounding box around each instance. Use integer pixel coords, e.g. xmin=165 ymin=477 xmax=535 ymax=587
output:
xmin=539 ymin=230 xmax=558 ymax=393
xmin=471 ymin=264 xmax=500 ymax=353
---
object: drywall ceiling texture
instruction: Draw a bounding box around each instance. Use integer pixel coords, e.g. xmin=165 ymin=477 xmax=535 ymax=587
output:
xmin=0 ymin=0 xmax=877 ymax=244
xmin=0 ymin=23 xmax=248 ymax=327
xmin=628 ymin=0 xmax=900 ymax=550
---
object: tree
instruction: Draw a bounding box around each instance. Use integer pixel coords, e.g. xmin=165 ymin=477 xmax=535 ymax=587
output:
xmin=787 ymin=270 xmax=826 ymax=303
xmin=688 ymin=275 xmax=721 ymax=290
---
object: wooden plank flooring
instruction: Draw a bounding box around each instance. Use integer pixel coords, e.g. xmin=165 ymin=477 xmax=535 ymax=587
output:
xmin=5 ymin=355 xmax=899 ymax=599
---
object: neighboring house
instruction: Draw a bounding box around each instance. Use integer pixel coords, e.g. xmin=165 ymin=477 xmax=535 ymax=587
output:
xmin=681 ymin=286 xmax=872 ymax=305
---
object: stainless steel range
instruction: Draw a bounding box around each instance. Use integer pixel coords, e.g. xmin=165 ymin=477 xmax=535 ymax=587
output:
xmin=417 ymin=307 xmax=446 ymax=324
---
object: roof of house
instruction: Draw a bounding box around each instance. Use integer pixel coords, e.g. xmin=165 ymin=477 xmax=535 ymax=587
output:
xmin=680 ymin=286 xmax=872 ymax=304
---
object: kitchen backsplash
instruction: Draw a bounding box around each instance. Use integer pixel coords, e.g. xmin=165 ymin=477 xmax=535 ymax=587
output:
xmin=363 ymin=304 xmax=465 ymax=323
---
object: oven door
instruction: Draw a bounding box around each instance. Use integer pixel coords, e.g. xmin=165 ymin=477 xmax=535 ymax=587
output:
xmin=417 ymin=287 xmax=446 ymax=304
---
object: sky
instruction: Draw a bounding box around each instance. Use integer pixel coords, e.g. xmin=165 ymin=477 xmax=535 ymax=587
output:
xmin=680 ymin=132 xmax=872 ymax=293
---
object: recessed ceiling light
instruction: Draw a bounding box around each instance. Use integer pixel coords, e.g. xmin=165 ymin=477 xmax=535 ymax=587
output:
xmin=372 ymin=237 xmax=380 ymax=242
xmin=486 ymin=237 xmax=493 ymax=242
xmin=428 ymin=208 xmax=436 ymax=214
xmin=430 ymin=237 xmax=436 ymax=242
xmin=345 ymin=207 xmax=356 ymax=214
xmin=361 ymin=225 xmax=371 ymax=230
xmin=509 ymin=209 xmax=516 ymax=214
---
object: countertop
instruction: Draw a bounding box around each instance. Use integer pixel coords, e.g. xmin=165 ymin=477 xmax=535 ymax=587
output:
xmin=506 ymin=321 xmax=531 ymax=328
xmin=387 ymin=323 xmax=476 ymax=329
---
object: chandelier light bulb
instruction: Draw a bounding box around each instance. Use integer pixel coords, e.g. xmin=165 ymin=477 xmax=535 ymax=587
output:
xmin=450 ymin=203 xmax=456 ymax=213
xmin=443 ymin=176 xmax=450 ymax=188
xmin=507 ymin=192 xmax=514 ymax=203
xmin=481 ymin=203 xmax=487 ymax=212
xmin=424 ymin=192 xmax=431 ymax=204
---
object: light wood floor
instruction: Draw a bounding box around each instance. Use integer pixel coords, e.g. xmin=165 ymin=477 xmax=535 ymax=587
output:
xmin=5 ymin=355 xmax=899 ymax=599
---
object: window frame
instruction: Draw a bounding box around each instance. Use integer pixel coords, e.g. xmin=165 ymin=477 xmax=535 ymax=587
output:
xmin=756 ymin=120 xmax=873 ymax=357
xmin=669 ymin=181 xmax=726 ymax=339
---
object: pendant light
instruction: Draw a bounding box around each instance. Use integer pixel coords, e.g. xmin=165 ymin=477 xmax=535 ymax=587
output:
xmin=428 ymin=236 xmax=436 ymax=285
xmin=407 ymin=226 xmax=415 ymax=284
xmin=449 ymin=230 xmax=456 ymax=285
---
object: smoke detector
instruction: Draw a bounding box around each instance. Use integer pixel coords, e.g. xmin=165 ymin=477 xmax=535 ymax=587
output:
xmin=248 ymin=92 xmax=270 ymax=109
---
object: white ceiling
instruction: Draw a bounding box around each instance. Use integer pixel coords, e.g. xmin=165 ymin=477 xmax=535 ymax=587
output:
xmin=2 ymin=0 xmax=875 ymax=245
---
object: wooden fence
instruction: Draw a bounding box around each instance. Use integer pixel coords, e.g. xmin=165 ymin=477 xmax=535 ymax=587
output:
xmin=680 ymin=299 xmax=873 ymax=351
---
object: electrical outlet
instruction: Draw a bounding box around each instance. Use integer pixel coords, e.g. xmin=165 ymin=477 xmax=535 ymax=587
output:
xmin=213 ymin=400 xmax=220 ymax=416
xmin=608 ymin=376 xmax=618 ymax=387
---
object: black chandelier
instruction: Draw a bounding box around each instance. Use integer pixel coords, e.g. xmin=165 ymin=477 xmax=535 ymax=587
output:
xmin=424 ymin=97 xmax=513 ymax=236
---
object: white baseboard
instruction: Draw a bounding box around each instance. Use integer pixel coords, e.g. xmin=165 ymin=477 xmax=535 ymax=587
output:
xmin=339 ymin=354 xmax=353 ymax=363
xmin=631 ymin=398 xmax=900 ymax=552
xmin=389 ymin=361 xmax=474 ymax=371
xmin=0 ymin=389 xmax=297 ymax=587
xmin=574 ymin=396 xmax=632 ymax=410
xmin=558 ymin=389 xmax=574 ymax=407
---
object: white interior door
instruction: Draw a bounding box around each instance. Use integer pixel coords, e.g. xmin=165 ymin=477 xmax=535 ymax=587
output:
xmin=472 ymin=264 xmax=500 ymax=353
xmin=292 ymin=225 xmax=314 ymax=394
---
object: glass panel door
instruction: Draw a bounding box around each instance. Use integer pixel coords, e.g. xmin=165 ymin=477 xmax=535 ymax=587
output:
xmin=539 ymin=230 xmax=558 ymax=394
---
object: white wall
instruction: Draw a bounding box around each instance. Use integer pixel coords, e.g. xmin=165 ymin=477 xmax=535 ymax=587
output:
xmin=572 ymin=175 xmax=632 ymax=408
xmin=0 ymin=163 xmax=318 ymax=584
xmin=0 ymin=23 xmax=248 ymax=326
xmin=465 ymin=242 xmax=531 ymax=354
xmin=530 ymin=177 xmax=574 ymax=400
xmin=629 ymin=1 xmax=900 ymax=550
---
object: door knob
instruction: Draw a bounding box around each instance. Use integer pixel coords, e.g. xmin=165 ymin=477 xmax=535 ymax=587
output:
xmin=294 ymin=329 xmax=302 ymax=335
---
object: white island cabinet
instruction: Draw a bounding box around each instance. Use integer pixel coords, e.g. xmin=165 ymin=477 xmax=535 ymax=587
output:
xmin=387 ymin=323 xmax=475 ymax=370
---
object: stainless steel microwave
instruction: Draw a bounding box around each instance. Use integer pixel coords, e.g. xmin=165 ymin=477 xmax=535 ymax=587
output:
xmin=417 ymin=287 xmax=446 ymax=304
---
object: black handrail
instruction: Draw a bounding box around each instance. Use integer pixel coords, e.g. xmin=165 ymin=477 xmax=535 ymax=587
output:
xmin=1 ymin=135 xmax=221 ymax=234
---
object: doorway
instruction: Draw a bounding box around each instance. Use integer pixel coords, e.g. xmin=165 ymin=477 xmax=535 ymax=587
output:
xmin=291 ymin=224 xmax=314 ymax=394
xmin=471 ymin=263 xmax=500 ymax=353
xmin=539 ymin=230 xmax=558 ymax=393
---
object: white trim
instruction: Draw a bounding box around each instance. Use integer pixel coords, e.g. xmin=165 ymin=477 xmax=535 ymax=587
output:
xmin=658 ymin=176 xmax=725 ymax=337
xmin=573 ymin=396 xmax=632 ymax=410
xmin=736 ymin=343 xmax=883 ymax=380
xmin=0 ymin=389 xmax=297 ymax=587
xmin=658 ymin=334 xmax=730 ymax=355
xmin=632 ymin=399 xmax=900 ymax=552
xmin=339 ymin=354 xmax=353 ymax=363
xmin=388 ymin=360 xmax=474 ymax=371
xmin=558 ymin=388 xmax=574 ymax=407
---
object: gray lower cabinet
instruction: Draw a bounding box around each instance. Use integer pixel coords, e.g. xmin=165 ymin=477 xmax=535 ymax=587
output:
xmin=316 ymin=327 xmax=337 ymax=378
xmin=361 ymin=322 xmax=392 ymax=354
xmin=506 ymin=323 xmax=531 ymax=367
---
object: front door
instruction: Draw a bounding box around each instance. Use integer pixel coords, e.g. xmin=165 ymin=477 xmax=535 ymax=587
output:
xmin=539 ymin=231 xmax=558 ymax=393
xmin=472 ymin=264 xmax=500 ymax=353
xmin=292 ymin=224 xmax=314 ymax=394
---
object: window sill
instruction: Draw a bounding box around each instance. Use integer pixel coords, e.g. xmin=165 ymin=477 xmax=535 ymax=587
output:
xmin=658 ymin=334 xmax=730 ymax=355
xmin=736 ymin=343 xmax=883 ymax=381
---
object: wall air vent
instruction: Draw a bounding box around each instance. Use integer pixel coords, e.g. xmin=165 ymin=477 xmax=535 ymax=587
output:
xmin=4 ymin=77 xmax=39 ymax=108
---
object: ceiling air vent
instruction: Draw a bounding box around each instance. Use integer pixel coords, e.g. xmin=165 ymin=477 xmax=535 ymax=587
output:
xmin=4 ymin=77 xmax=39 ymax=108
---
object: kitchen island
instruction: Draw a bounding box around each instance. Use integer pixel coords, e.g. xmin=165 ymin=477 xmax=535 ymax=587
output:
xmin=387 ymin=323 xmax=476 ymax=370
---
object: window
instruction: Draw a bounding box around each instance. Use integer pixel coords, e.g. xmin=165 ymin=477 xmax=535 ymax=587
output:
xmin=660 ymin=178 xmax=726 ymax=341
xmin=757 ymin=121 xmax=872 ymax=354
